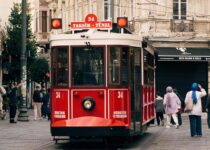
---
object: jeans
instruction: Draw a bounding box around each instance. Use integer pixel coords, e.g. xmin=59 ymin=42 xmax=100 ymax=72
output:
xmin=9 ymin=104 xmax=17 ymax=120
xmin=156 ymin=112 xmax=164 ymax=125
xmin=189 ymin=115 xmax=202 ymax=137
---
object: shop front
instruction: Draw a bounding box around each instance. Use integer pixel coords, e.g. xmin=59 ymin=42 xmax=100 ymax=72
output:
xmin=156 ymin=47 xmax=210 ymax=111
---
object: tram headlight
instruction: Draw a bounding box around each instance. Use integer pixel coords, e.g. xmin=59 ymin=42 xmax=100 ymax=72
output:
xmin=82 ymin=97 xmax=95 ymax=111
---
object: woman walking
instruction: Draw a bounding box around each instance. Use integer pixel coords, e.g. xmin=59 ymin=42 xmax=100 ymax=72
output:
xmin=163 ymin=86 xmax=181 ymax=129
xmin=185 ymin=83 xmax=206 ymax=137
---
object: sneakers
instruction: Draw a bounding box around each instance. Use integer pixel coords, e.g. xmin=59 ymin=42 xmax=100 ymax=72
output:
xmin=10 ymin=120 xmax=17 ymax=123
xmin=166 ymin=124 xmax=179 ymax=129
xmin=175 ymin=125 xmax=179 ymax=129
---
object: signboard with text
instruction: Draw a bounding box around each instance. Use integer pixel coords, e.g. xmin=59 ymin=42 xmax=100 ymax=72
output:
xmin=158 ymin=48 xmax=210 ymax=61
xmin=69 ymin=14 xmax=112 ymax=30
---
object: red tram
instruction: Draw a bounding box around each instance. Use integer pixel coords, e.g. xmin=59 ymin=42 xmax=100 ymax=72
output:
xmin=50 ymin=19 xmax=155 ymax=141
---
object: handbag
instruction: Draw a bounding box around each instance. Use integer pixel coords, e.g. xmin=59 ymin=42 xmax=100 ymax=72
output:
xmin=184 ymin=92 xmax=193 ymax=113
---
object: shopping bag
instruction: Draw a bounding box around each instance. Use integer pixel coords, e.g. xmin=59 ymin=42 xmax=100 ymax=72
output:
xmin=184 ymin=93 xmax=193 ymax=113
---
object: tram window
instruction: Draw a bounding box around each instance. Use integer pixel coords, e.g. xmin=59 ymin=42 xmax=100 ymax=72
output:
xmin=52 ymin=47 xmax=68 ymax=87
xmin=109 ymin=47 xmax=120 ymax=84
xmin=72 ymin=47 xmax=104 ymax=86
xmin=143 ymin=50 xmax=154 ymax=85
xmin=108 ymin=47 xmax=129 ymax=86
xmin=122 ymin=47 xmax=129 ymax=85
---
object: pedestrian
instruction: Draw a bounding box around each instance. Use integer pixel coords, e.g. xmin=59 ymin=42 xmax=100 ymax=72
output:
xmin=185 ymin=83 xmax=206 ymax=137
xmin=163 ymin=86 xmax=181 ymax=129
xmin=8 ymin=81 xmax=23 ymax=123
xmin=33 ymin=85 xmax=43 ymax=120
xmin=155 ymin=92 xmax=164 ymax=126
xmin=172 ymin=88 xmax=183 ymax=126
xmin=41 ymin=88 xmax=50 ymax=120
xmin=0 ymin=86 xmax=5 ymax=119
xmin=206 ymin=94 xmax=210 ymax=128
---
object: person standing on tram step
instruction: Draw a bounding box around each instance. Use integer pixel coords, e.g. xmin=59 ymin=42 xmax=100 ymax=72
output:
xmin=206 ymin=94 xmax=210 ymax=129
xmin=155 ymin=92 xmax=164 ymax=126
xmin=163 ymin=86 xmax=181 ymax=129
xmin=185 ymin=83 xmax=206 ymax=137
xmin=8 ymin=81 xmax=24 ymax=123
xmin=33 ymin=85 xmax=43 ymax=120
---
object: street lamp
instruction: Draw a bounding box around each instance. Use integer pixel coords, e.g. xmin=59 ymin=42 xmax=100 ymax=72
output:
xmin=18 ymin=0 xmax=29 ymax=121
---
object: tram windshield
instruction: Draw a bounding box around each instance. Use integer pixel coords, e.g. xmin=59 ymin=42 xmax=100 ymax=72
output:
xmin=72 ymin=47 xmax=104 ymax=86
xmin=51 ymin=47 xmax=68 ymax=87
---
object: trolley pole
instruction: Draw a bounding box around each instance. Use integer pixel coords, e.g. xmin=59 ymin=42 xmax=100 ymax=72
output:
xmin=18 ymin=0 xmax=29 ymax=121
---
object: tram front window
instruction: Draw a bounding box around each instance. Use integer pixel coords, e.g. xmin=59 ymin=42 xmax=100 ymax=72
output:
xmin=108 ymin=47 xmax=129 ymax=86
xmin=72 ymin=47 xmax=104 ymax=86
xmin=51 ymin=47 xmax=68 ymax=87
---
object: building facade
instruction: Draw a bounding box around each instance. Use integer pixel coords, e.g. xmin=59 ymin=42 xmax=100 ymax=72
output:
xmin=33 ymin=0 xmax=210 ymax=107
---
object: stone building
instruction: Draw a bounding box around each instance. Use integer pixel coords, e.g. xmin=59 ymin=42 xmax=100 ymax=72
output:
xmin=32 ymin=0 xmax=210 ymax=107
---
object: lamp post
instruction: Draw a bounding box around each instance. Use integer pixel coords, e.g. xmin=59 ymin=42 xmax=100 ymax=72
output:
xmin=18 ymin=0 xmax=29 ymax=121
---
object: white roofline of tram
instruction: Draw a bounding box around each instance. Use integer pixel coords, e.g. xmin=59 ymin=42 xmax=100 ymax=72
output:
xmin=49 ymin=30 xmax=143 ymax=47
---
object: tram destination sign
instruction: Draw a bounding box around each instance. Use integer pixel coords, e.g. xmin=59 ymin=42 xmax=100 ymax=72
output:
xmin=70 ymin=14 xmax=112 ymax=30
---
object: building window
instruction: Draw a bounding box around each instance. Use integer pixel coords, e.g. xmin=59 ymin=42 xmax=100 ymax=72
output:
xmin=173 ymin=0 xmax=187 ymax=20
xmin=130 ymin=0 xmax=135 ymax=20
xmin=41 ymin=11 xmax=47 ymax=32
xmin=104 ymin=0 xmax=120 ymax=22
xmin=104 ymin=0 xmax=110 ymax=20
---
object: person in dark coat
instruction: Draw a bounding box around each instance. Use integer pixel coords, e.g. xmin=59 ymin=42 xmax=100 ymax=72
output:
xmin=33 ymin=85 xmax=43 ymax=120
xmin=8 ymin=81 xmax=23 ymax=123
xmin=41 ymin=88 xmax=50 ymax=120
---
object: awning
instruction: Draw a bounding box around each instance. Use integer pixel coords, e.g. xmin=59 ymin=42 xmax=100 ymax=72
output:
xmin=157 ymin=48 xmax=210 ymax=61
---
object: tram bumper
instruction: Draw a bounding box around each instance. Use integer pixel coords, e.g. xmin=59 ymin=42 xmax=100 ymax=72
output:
xmin=51 ymin=116 xmax=129 ymax=137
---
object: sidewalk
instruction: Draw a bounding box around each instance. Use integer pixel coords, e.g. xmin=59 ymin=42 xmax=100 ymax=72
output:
xmin=0 ymin=109 xmax=52 ymax=150
xmin=143 ymin=113 xmax=210 ymax=150
xmin=0 ymin=111 xmax=210 ymax=150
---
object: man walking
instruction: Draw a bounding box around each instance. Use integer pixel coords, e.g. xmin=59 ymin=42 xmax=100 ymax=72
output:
xmin=33 ymin=85 xmax=43 ymax=120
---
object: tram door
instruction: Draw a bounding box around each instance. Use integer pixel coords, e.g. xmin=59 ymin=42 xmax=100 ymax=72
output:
xmin=130 ymin=48 xmax=141 ymax=132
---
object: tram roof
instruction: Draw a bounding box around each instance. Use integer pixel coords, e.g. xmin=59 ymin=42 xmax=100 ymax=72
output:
xmin=49 ymin=29 xmax=142 ymax=47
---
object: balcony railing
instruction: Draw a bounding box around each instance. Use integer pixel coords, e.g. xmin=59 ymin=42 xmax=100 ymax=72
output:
xmin=171 ymin=20 xmax=194 ymax=32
